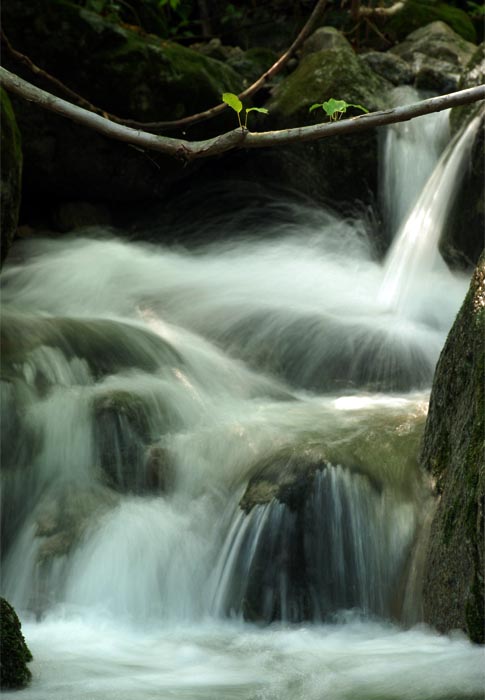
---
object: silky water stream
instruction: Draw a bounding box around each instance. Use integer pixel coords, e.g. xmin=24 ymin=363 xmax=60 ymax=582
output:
xmin=1 ymin=103 xmax=483 ymax=699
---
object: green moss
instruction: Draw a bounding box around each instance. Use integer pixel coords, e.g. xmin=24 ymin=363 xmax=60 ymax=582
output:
xmin=270 ymin=46 xmax=386 ymax=124
xmin=387 ymin=0 xmax=477 ymax=43
xmin=0 ymin=89 xmax=22 ymax=267
xmin=0 ymin=598 xmax=33 ymax=689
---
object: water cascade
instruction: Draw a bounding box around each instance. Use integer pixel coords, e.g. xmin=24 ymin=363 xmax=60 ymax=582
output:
xmin=1 ymin=109 xmax=482 ymax=699
xmin=379 ymin=115 xmax=481 ymax=315
xmin=381 ymin=87 xmax=450 ymax=236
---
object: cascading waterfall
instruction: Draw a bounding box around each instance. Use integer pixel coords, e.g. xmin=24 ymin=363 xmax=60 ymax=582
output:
xmin=379 ymin=115 xmax=481 ymax=314
xmin=1 ymin=109 xmax=483 ymax=700
xmin=381 ymin=87 xmax=450 ymax=236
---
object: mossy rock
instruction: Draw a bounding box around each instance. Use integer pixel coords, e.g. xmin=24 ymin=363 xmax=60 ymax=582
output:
xmin=386 ymin=0 xmax=477 ymax=44
xmin=421 ymin=252 xmax=485 ymax=643
xmin=254 ymin=45 xmax=389 ymax=208
xmin=1 ymin=311 xmax=182 ymax=381
xmin=0 ymin=598 xmax=33 ymax=689
xmin=240 ymin=405 xmax=426 ymax=513
xmin=0 ymin=89 xmax=22 ymax=267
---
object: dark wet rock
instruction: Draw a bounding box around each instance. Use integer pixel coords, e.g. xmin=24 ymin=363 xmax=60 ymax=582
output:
xmin=442 ymin=44 xmax=485 ymax=269
xmin=361 ymin=51 xmax=413 ymax=85
xmin=421 ymin=253 xmax=485 ymax=643
xmin=240 ymin=448 xmax=327 ymax=513
xmin=0 ymin=89 xmax=22 ymax=266
xmin=0 ymin=598 xmax=33 ymax=689
xmin=390 ymin=21 xmax=476 ymax=92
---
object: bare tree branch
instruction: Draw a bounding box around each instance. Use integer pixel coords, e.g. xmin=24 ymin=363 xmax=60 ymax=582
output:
xmin=1 ymin=67 xmax=483 ymax=161
xmin=1 ymin=0 xmax=327 ymax=133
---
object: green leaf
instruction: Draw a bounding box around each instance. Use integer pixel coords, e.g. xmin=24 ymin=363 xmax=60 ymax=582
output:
xmin=347 ymin=103 xmax=369 ymax=114
xmin=322 ymin=99 xmax=348 ymax=117
xmin=246 ymin=107 xmax=269 ymax=115
xmin=309 ymin=98 xmax=368 ymax=119
xmin=222 ymin=92 xmax=243 ymax=114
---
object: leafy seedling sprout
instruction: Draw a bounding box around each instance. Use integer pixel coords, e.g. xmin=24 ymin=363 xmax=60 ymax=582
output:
xmin=309 ymin=98 xmax=368 ymax=121
xmin=222 ymin=93 xmax=269 ymax=130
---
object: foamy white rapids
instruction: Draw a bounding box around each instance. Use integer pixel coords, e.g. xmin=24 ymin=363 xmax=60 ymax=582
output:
xmin=0 ymin=149 xmax=477 ymax=700
xmin=1 ymin=613 xmax=483 ymax=700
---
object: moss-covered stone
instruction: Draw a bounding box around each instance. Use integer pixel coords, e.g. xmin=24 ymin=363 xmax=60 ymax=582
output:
xmin=0 ymin=598 xmax=33 ymax=689
xmin=253 ymin=44 xmax=389 ymax=209
xmin=386 ymin=0 xmax=477 ymax=44
xmin=421 ymin=252 xmax=485 ymax=643
xmin=0 ymin=89 xmax=22 ymax=267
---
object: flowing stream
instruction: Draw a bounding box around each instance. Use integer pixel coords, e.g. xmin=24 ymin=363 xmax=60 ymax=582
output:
xmin=1 ymin=103 xmax=483 ymax=699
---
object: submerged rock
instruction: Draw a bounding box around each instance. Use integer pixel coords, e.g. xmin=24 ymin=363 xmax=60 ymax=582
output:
xmin=0 ymin=598 xmax=33 ymax=689
xmin=421 ymin=252 xmax=485 ymax=643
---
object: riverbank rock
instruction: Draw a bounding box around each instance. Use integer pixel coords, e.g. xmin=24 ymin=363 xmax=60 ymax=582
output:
xmin=0 ymin=89 xmax=22 ymax=267
xmin=0 ymin=598 xmax=33 ymax=689
xmin=390 ymin=21 xmax=477 ymax=92
xmin=421 ymin=252 xmax=485 ymax=643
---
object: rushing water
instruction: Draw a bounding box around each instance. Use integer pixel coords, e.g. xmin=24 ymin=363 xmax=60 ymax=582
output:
xmin=1 ymin=108 xmax=483 ymax=699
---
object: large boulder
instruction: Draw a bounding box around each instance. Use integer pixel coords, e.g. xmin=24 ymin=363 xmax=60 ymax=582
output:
xmin=252 ymin=40 xmax=389 ymax=209
xmin=421 ymin=253 xmax=485 ymax=643
xmin=0 ymin=598 xmax=33 ymax=689
xmin=390 ymin=21 xmax=477 ymax=92
xmin=0 ymin=89 xmax=22 ymax=266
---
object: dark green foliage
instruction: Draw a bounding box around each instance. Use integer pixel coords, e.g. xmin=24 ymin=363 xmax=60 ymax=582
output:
xmin=0 ymin=598 xmax=33 ymax=689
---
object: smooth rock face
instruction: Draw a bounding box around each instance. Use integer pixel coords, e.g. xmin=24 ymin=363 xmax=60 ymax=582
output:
xmin=0 ymin=598 xmax=33 ymax=689
xmin=0 ymin=89 xmax=22 ymax=266
xmin=421 ymin=253 xmax=485 ymax=643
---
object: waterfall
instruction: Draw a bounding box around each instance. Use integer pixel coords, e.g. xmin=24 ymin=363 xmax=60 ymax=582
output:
xmin=381 ymin=87 xmax=450 ymax=237
xmin=1 ymin=113 xmax=482 ymax=700
xmin=379 ymin=116 xmax=480 ymax=315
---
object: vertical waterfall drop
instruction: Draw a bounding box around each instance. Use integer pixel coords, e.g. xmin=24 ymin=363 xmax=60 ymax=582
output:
xmin=381 ymin=87 xmax=450 ymax=237
xmin=379 ymin=116 xmax=480 ymax=315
